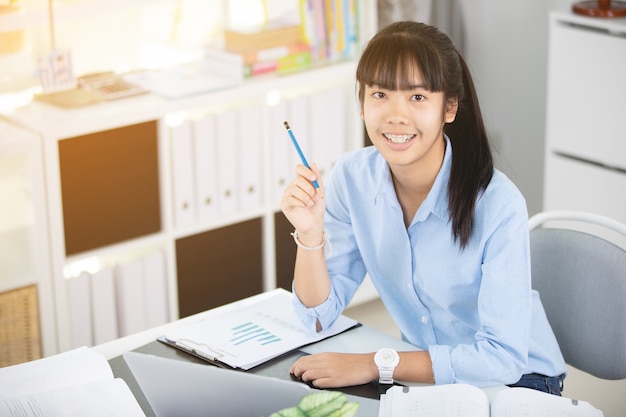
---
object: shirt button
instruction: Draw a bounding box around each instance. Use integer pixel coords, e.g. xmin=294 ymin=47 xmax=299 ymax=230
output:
xmin=406 ymin=242 xmax=410 ymax=248
xmin=421 ymin=316 xmax=429 ymax=324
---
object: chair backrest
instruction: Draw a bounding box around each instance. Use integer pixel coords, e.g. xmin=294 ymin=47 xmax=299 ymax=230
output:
xmin=529 ymin=211 xmax=626 ymax=380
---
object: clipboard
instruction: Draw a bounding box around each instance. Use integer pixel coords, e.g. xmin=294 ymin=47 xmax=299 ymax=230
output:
xmin=156 ymin=335 xmax=237 ymax=370
xmin=156 ymin=289 xmax=361 ymax=370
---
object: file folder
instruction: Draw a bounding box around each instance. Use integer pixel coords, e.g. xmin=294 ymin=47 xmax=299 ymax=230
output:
xmin=215 ymin=110 xmax=239 ymax=215
xmin=115 ymin=259 xmax=146 ymax=337
xmin=91 ymin=266 xmax=119 ymax=345
xmin=239 ymin=105 xmax=263 ymax=211
xmin=66 ymin=271 xmax=93 ymax=348
xmin=192 ymin=115 xmax=218 ymax=222
xmin=142 ymin=251 xmax=168 ymax=328
xmin=170 ymin=121 xmax=196 ymax=228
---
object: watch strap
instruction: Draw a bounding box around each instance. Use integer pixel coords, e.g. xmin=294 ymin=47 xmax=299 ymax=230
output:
xmin=378 ymin=369 xmax=394 ymax=384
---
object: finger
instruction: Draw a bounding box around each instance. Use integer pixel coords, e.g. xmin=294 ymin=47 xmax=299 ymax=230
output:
xmin=295 ymin=163 xmax=323 ymax=195
xmin=282 ymin=185 xmax=316 ymax=211
xmin=283 ymin=177 xmax=321 ymax=208
xmin=289 ymin=355 xmax=308 ymax=375
xmin=292 ymin=175 xmax=319 ymax=200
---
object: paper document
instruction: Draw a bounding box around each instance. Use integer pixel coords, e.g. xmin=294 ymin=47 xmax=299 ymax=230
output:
xmin=161 ymin=289 xmax=360 ymax=370
xmin=378 ymin=384 xmax=603 ymax=417
xmin=0 ymin=346 xmax=146 ymax=417
xmin=122 ymin=62 xmax=240 ymax=99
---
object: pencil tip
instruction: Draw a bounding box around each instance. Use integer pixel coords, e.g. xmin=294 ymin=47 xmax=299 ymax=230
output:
xmin=283 ymin=121 xmax=290 ymax=130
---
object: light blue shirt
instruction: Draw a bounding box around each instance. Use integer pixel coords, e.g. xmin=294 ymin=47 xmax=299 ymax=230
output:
xmin=292 ymin=137 xmax=566 ymax=386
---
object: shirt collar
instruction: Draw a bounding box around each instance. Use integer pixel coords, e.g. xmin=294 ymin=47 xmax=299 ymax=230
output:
xmin=373 ymin=135 xmax=452 ymax=225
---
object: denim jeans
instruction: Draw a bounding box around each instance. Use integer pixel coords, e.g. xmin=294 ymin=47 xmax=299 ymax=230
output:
xmin=507 ymin=373 xmax=565 ymax=396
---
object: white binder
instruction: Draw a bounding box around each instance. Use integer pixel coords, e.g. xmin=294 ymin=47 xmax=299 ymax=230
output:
xmin=239 ymin=105 xmax=263 ymax=212
xmin=192 ymin=115 xmax=218 ymax=222
xmin=90 ymin=266 xmax=119 ymax=345
xmin=115 ymin=258 xmax=146 ymax=337
xmin=323 ymin=87 xmax=346 ymax=176
xmin=310 ymin=87 xmax=346 ymax=183
xmin=66 ymin=271 xmax=93 ymax=348
xmin=170 ymin=121 xmax=196 ymax=228
xmin=142 ymin=251 xmax=168 ymax=328
xmin=215 ymin=110 xmax=239 ymax=216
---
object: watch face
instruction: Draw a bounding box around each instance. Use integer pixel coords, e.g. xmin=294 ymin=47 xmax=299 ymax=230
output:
xmin=375 ymin=349 xmax=399 ymax=367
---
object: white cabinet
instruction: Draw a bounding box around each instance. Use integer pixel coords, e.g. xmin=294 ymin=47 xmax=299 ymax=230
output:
xmin=0 ymin=119 xmax=55 ymax=361
xmin=544 ymin=11 xmax=626 ymax=226
xmin=1 ymin=0 xmax=379 ymax=358
xmin=3 ymin=60 xmax=369 ymax=355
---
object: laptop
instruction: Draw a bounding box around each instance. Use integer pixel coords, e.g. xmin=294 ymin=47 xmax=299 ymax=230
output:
xmin=122 ymin=351 xmax=378 ymax=417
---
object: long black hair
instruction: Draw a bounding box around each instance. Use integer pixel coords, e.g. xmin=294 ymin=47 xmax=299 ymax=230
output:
xmin=356 ymin=21 xmax=493 ymax=249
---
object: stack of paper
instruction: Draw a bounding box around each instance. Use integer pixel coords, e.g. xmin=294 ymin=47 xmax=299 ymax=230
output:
xmin=0 ymin=347 xmax=146 ymax=417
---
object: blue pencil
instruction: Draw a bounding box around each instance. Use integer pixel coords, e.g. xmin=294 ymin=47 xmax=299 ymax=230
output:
xmin=283 ymin=121 xmax=321 ymax=193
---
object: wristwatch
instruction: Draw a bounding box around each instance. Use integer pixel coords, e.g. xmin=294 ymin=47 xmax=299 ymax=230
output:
xmin=374 ymin=348 xmax=400 ymax=384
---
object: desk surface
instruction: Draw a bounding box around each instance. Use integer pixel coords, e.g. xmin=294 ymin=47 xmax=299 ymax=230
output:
xmin=109 ymin=330 xmax=391 ymax=417
xmin=96 ymin=291 xmax=421 ymax=417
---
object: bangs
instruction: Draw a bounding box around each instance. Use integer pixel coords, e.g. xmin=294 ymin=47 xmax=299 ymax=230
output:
xmin=357 ymin=34 xmax=445 ymax=92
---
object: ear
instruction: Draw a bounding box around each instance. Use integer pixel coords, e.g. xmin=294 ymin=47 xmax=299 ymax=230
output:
xmin=444 ymin=97 xmax=459 ymax=123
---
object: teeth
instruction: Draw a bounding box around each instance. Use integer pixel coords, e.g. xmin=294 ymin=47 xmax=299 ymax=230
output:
xmin=384 ymin=134 xmax=413 ymax=144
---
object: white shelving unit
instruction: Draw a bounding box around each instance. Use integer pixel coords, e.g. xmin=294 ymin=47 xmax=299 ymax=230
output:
xmin=1 ymin=0 xmax=380 ymax=357
xmin=0 ymin=118 xmax=55 ymax=358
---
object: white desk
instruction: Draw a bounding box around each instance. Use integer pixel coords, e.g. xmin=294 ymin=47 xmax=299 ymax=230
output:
xmin=93 ymin=290 xmax=422 ymax=417
xmin=93 ymin=290 xmax=505 ymax=417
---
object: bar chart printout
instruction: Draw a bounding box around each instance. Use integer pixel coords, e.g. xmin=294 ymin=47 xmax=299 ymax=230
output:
xmin=162 ymin=289 xmax=359 ymax=370
xmin=231 ymin=322 xmax=282 ymax=346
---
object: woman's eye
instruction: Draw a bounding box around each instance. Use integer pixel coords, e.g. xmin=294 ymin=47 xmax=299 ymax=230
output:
xmin=373 ymin=91 xmax=386 ymax=99
xmin=411 ymin=94 xmax=425 ymax=101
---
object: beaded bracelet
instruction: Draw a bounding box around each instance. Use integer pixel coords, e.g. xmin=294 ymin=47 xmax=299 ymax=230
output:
xmin=290 ymin=230 xmax=331 ymax=255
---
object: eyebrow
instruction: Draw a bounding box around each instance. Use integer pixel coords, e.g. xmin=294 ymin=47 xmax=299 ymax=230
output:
xmin=370 ymin=83 xmax=427 ymax=91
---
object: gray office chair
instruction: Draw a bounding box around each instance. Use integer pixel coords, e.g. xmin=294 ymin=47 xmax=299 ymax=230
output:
xmin=529 ymin=210 xmax=626 ymax=380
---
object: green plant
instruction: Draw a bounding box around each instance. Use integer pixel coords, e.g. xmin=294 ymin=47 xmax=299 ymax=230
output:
xmin=269 ymin=391 xmax=359 ymax=417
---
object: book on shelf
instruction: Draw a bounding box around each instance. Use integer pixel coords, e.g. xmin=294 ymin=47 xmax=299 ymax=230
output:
xmin=0 ymin=346 xmax=146 ymax=417
xmin=244 ymin=49 xmax=312 ymax=77
xmin=233 ymin=41 xmax=311 ymax=66
xmin=301 ymin=0 xmax=360 ymax=63
xmin=223 ymin=23 xmax=305 ymax=51
xmin=379 ymin=383 xmax=603 ymax=417
xmin=221 ymin=0 xmax=360 ymax=69
xmin=204 ymin=43 xmax=313 ymax=79
xmin=158 ymin=288 xmax=360 ymax=370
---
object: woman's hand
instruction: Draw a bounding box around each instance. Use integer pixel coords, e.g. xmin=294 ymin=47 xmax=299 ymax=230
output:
xmin=290 ymin=352 xmax=378 ymax=388
xmin=280 ymin=163 xmax=326 ymax=238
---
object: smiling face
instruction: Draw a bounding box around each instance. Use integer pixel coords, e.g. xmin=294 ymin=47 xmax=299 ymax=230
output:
xmin=361 ymin=68 xmax=457 ymax=171
xmin=356 ymin=23 xmax=461 ymax=176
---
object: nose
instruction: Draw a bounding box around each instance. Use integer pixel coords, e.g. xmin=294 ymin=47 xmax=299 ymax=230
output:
xmin=386 ymin=96 xmax=410 ymax=124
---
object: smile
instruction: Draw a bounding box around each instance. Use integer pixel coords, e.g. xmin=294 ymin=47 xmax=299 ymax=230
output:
xmin=384 ymin=133 xmax=415 ymax=144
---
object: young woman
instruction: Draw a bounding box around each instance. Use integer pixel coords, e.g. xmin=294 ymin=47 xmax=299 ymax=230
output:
xmin=280 ymin=21 xmax=566 ymax=394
